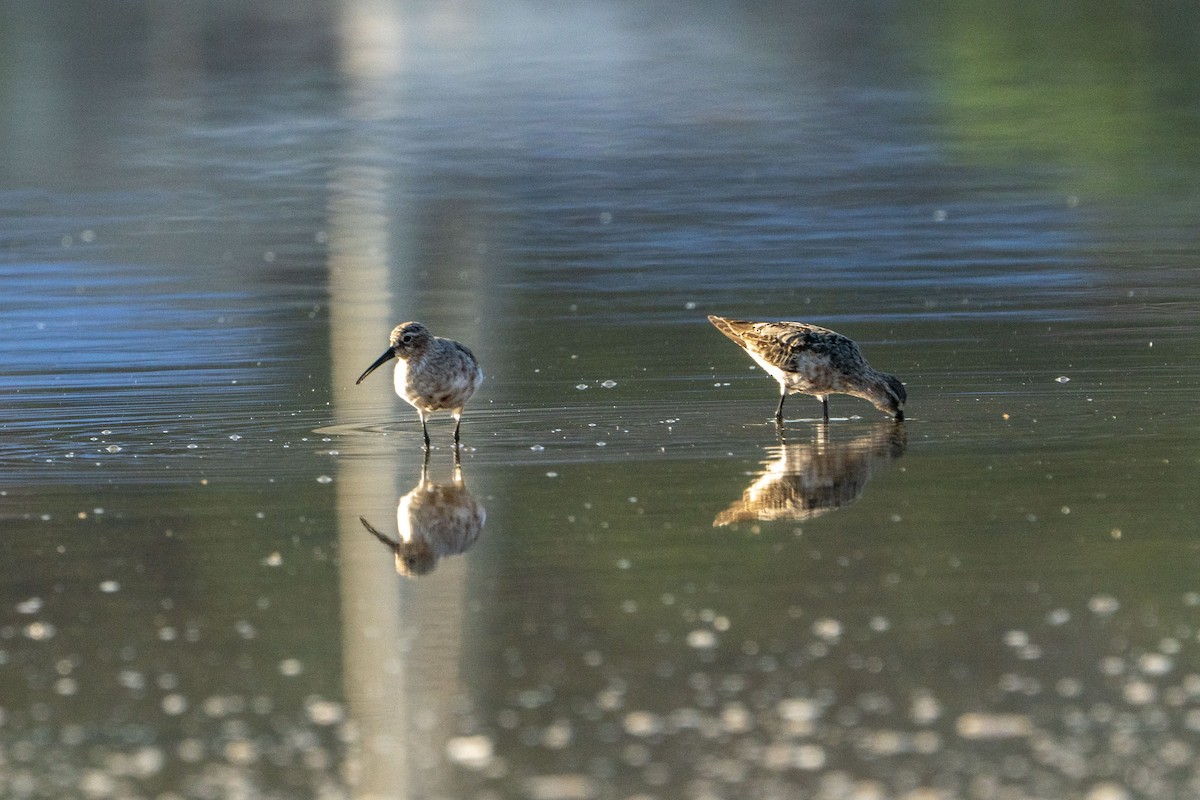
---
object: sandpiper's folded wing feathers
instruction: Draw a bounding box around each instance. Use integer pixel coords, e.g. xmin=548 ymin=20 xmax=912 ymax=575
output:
xmin=738 ymin=321 xmax=867 ymax=376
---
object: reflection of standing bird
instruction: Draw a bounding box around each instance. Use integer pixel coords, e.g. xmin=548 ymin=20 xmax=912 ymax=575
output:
xmin=356 ymin=321 xmax=483 ymax=448
xmin=708 ymin=315 xmax=905 ymax=424
xmin=359 ymin=455 xmax=486 ymax=577
xmin=714 ymin=422 xmax=906 ymax=526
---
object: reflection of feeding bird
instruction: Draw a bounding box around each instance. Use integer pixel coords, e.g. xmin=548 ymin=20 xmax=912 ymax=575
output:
xmin=359 ymin=455 xmax=486 ymax=577
xmin=714 ymin=422 xmax=906 ymax=526
xmin=356 ymin=321 xmax=483 ymax=448
xmin=708 ymin=315 xmax=905 ymax=424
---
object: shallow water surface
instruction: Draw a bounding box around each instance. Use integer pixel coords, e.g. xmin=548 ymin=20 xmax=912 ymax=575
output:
xmin=3 ymin=2 xmax=1200 ymax=798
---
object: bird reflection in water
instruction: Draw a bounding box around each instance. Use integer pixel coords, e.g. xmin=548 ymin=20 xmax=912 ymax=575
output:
xmin=359 ymin=452 xmax=486 ymax=577
xmin=714 ymin=421 xmax=906 ymax=527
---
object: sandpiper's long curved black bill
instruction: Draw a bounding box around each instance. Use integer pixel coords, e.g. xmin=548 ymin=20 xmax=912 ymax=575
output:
xmin=356 ymin=348 xmax=396 ymax=384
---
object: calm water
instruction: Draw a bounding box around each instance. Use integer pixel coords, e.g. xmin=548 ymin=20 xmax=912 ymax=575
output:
xmin=3 ymin=2 xmax=1200 ymax=798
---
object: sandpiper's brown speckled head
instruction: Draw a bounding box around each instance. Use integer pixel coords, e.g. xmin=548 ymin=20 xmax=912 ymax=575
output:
xmin=356 ymin=321 xmax=434 ymax=385
xmin=388 ymin=321 xmax=433 ymax=358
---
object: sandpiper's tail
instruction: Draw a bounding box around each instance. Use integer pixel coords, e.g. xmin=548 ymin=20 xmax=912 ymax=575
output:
xmin=707 ymin=315 xmax=755 ymax=345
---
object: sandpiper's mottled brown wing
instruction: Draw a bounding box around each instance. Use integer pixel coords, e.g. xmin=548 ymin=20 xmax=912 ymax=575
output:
xmin=708 ymin=316 xmax=866 ymax=374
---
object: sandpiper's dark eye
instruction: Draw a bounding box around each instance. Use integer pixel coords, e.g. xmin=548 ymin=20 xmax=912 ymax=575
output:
xmin=402 ymin=333 xmax=414 ymax=344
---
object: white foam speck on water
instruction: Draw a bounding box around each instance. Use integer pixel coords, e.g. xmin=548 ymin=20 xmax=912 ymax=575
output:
xmin=279 ymin=658 xmax=303 ymax=677
xmin=1055 ymin=375 xmax=1071 ymax=383
xmin=623 ymin=710 xmax=663 ymax=737
xmin=24 ymin=622 xmax=56 ymax=641
xmin=1138 ymin=652 xmax=1174 ymax=676
xmin=228 ymin=434 xmax=242 ymax=441
xmin=910 ymin=691 xmax=942 ymax=725
xmin=1085 ymin=784 xmax=1131 ymax=800
xmin=524 ymin=774 xmax=597 ymax=800
xmin=1088 ymin=594 xmax=1120 ymax=615
xmin=812 ymin=618 xmax=842 ymax=641
xmin=1123 ymin=680 xmax=1157 ymax=705
xmin=316 ymin=475 xmax=332 ymax=484
xmin=778 ymin=697 xmax=821 ymax=723
xmin=955 ymin=712 xmax=1032 ymax=739
xmin=601 ymin=380 xmax=617 ymax=388
xmin=16 ymin=597 xmax=43 ymax=614
xmin=1046 ymin=608 xmax=1071 ymax=625
xmin=446 ymin=735 xmax=494 ymax=769
xmin=305 ymin=697 xmax=345 ymax=726
xmin=106 ymin=445 xmax=122 ymax=453
xmin=99 ymin=580 xmax=120 ymax=593
xmin=161 ymin=694 xmax=188 ymax=715
xmin=575 ymin=384 xmax=589 ymax=390
xmin=1003 ymin=630 xmax=1029 ymax=648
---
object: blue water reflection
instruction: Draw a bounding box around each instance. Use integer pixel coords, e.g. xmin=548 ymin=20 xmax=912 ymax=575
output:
xmin=2 ymin=1 xmax=1200 ymax=799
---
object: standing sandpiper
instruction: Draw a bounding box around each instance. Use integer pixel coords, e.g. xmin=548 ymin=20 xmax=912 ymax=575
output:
xmin=356 ymin=321 xmax=484 ymax=448
xmin=708 ymin=315 xmax=905 ymax=424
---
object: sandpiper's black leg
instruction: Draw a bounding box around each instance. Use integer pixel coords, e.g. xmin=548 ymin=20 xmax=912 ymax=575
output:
xmin=422 ymin=419 xmax=431 ymax=449
xmin=821 ymin=398 xmax=830 ymax=423
xmin=453 ymin=416 xmax=462 ymax=447
xmin=775 ymin=390 xmax=786 ymax=424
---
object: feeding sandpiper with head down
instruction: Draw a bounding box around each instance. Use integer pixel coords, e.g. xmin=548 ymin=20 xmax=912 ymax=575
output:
xmin=708 ymin=315 xmax=905 ymax=424
xmin=356 ymin=321 xmax=483 ymax=448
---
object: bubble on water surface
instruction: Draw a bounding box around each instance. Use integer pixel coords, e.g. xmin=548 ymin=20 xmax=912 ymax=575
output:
xmin=305 ymin=697 xmax=345 ymax=726
xmin=446 ymin=735 xmax=494 ymax=769
xmin=106 ymin=445 xmax=122 ymax=453
xmin=1138 ymin=652 xmax=1173 ymax=676
xmin=1086 ymin=783 xmax=1132 ymax=800
xmin=686 ymin=629 xmax=717 ymax=649
xmin=316 ymin=475 xmax=332 ymax=484
xmin=601 ymin=380 xmax=617 ymax=388
xmin=910 ymin=691 xmax=942 ymax=725
xmin=1123 ymin=680 xmax=1156 ymax=705
xmin=955 ymin=713 xmax=1032 ymax=739
xmin=778 ymin=697 xmax=821 ymax=723
xmin=623 ymin=710 xmax=663 ymax=737
xmin=1046 ymin=608 xmax=1071 ymax=625
xmin=1088 ymin=595 xmax=1120 ymax=615
xmin=24 ymin=622 xmax=56 ymax=641
xmin=228 ymin=434 xmax=242 ymax=441
xmin=1055 ymin=375 xmax=1071 ymax=383
xmin=279 ymin=658 xmax=303 ymax=676
xmin=812 ymin=618 xmax=842 ymax=641
xmin=16 ymin=597 xmax=43 ymax=614
xmin=99 ymin=580 xmax=120 ymax=593
xmin=524 ymin=774 xmax=597 ymax=800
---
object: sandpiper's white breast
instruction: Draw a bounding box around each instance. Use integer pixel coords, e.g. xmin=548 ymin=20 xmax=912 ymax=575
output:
xmin=393 ymin=358 xmax=413 ymax=406
xmin=746 ymin=350 xmax=789 ymax=385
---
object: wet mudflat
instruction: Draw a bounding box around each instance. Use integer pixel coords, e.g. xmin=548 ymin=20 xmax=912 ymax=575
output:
xmin=3 ymin=2 xmax=1200 ymax=798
